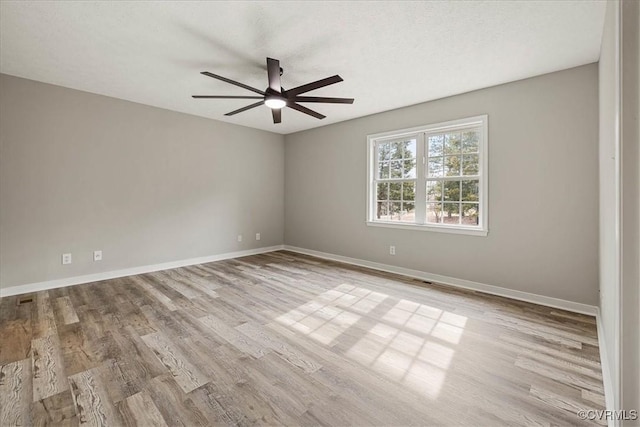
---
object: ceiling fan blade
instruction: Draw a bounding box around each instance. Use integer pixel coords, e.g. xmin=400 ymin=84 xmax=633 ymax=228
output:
xmin=272 ymin=108 xmax=282 ymax=124
xmin=287 ymin=102 xmax=326 ymax=120
xmin=293 ymin=96 xmax=354 ymax=104
xmin=286 ymin=75 xmax=343 ymax=96
xmin=201 ymin=71 xmax=265 ymax=95
xmin=192 ymin=95 xmax=264 ymax=99
xmin=224 ymin=101 xmax=264 ymax=116
xmin=266 ymin=57 xmax=281 ymax=92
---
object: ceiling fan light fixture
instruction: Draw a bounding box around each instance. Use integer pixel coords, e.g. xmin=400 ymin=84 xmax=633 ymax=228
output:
xmin=264 ymin=96 xmax=286 ymax=109
xmin=193 ymin=58 xmax=354 ymax=123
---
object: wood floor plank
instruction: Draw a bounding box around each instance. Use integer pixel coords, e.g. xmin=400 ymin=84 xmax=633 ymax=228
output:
xmin=499 ymin=333 xmax=602 ymax=370
xmin=31 ymin=390 xmax=78 ymax=426
xmin=68 ymin=367 xmax=123 ymax=426
xmin=582 ymin=389 xmax=606 ymax=407
xmin=190 ymin=296 xmax=249 ymax=327
xmin=130 ymin=275 xmax=178 ymax=311
xmin=199 ymin=314 xmax=270 ymax=359
xmin=109 ymin=325 xmax=167 ymax=381
xmin=33 ymin=291 xmax=57 ymax=339
xmin=0 ymin=318 xmax=32 ymax=366
xmin=138 ymin=303 xmax=192 ymax=339
xmin=109 ymin=294 xmax=156 ymax=336
xmin=515 ymin=357 xmax=604 ymax=394
xmin=57 ymin=323 xmax=97 ymax=376
xmin=518 ymin=348 xmax=603 ymax=380
xmin=251 ymin=351 xmax=383 ymax=426
xmin=186 ymin=352 xmax=299 ymax=426
xmin=31 ymin=332 xmax=68 ymax=401
xmin=0 ymin=359 xmax=32 ymax=427
xmin=204 ymin=344 xmax=305 ymax=424
xmin=55 ymin=296 xmax=80 ymax=325
xmin=118 ymin=390 xmax=168 ymax=427
xmin=186 ymin=383 xmax=247 ymax=426
xmin=235 ymin=321 xmax=323 ymax=373
xmin=148 ymin=271 xmax=202 ymax=300
xmin=145 ymin=373 xmax=210 ymax=427
xmin=530 ymin=386 xmax=606 ymax=426
xmin=140 ymin=332 xmax=208 ymax=393
xmin=485 ymin=312 xmax=598 ymax=347
xmin=100 ymin=357 xmax=143 ymax=403
xmin=171 ymin=267 xmax=221 ymax=298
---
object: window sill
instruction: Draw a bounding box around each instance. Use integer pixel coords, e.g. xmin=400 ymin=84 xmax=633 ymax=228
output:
xmin=366 ymin=221 xmax=488 ymax=236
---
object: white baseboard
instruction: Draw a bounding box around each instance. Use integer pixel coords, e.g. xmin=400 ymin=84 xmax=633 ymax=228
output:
xmin=2 ymin=243 xmax=609 ymax=416
xmin=596 ymin=310 xmax=617 ymax=427
xmin=283 ymin=245 xmax=598 ymax=316
xmin=2 ymin=243 xmax=599 ymax=318
xmin=0 ymin=245 xmax=285 ymax=298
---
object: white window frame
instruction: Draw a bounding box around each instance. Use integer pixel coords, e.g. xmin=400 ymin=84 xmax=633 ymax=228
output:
xmin=366 ymin=115 xmax=488 ymax=236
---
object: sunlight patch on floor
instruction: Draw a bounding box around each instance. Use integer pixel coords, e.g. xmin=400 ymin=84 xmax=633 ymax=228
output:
xmin=275 ymin=284 xmax=381 ymax=345
xmin=275 ymin=283 xmax=467 ymax=399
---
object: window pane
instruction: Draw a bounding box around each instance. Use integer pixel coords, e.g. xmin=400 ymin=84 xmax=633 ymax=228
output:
xmin=445 ymin=155 xmax=461 ymax=176
xmin=404 ymin=139 xmax=417 ymax=159
xmin=377 ymin=202 xmax=390 ymax=220
xmin=427 ymin=203 xmax=443 ymax=224
xmin=378 ymin=181 xmax=416 ymax=222
xmin=403 ymin=182 xmax=415 ymax=201
xmin=403 ymin=159 xmax=416 ymax=178
xmin=426 ymin=180 xmax=442 ymax=202
xmin=401 ymin=202 xmax=416 ymax=222
xmin=389 ymin=202 xmax=402 ymax=221
xmin=377 ymin=182 xmax=389 ymax=201
xmin=462 ymin=130 xmax=479 ymax=153
xmin=462 ymin=154 xmax=479 ymax=176
xmin=378 ymin=143 xmax=391 ymax=161
xmin=428 ymin=157 xmax=443 ymax=178
xmin=444 ymin=180 xmax=460 ymax=202
xmin=461 ymin=180 xmax=479 ymax=202
xmin=428 ymin=135 xmax=444 ymax=157
xmin=461 ymin=203 xmax=479 ymax=225
xmin=378 ymin=161 xmax=389 ymax=179
xmin=390 ymin=160 xmax=403 ymax=178
xmin=442 ymin=203 xmax=461 ymax=224
xmin=444 ymin=133 xmax=461 ymax=154
xmin=390 ymin=142 xmax=403 ymax=160
xmin=389 ymin=182 xmax=402 ymax=200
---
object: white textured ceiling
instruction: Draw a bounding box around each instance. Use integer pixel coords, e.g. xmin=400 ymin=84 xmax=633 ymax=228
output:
xmin=1 ymin=1 xmax=606 ymax=135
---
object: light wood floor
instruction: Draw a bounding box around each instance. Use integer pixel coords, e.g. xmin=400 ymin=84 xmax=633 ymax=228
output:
xmin=0 ymin=251 xmax=605 ymax=426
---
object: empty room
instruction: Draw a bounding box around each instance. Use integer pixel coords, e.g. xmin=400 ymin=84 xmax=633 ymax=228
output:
xmin=0 ymin=1 xmax=638 ymax=426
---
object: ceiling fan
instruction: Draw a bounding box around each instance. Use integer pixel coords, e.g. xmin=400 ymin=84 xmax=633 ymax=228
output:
xmin=192 ymin=57 xmax=354 ymax=124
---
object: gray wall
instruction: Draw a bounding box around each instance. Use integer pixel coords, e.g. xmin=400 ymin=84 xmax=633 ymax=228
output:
xmin=599 ymin=0 xmax=621 ymax=412
xmin=285 ymin=64 xmax=599 ymax=305
xmin=0 ymin=74 xmax=285 ymax=290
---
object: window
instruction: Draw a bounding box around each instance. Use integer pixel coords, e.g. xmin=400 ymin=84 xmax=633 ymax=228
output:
xmin=367 ymin=115 xmax=488 ymax=236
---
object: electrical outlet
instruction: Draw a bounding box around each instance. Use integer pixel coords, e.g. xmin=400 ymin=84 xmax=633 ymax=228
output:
xmin=256 ymin=233 xmax=261 ymax=241
xmin=237 ymin=235 xmax=243 ymax=242
xmin=62 ymin=253 xmax=72 ymax=265
xmin=93 ymin=250 xmax=102 ymax=261
xmin=389 ymin=246 xmax=396 ymax=255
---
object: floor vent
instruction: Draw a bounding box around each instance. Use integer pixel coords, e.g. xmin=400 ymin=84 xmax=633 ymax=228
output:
xmin=17 ymin=296 xmax=34 ymax=305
